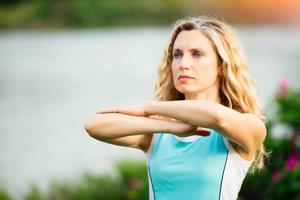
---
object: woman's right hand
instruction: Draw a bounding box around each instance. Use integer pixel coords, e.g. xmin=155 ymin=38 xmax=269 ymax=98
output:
xmin=148 ymin=115 xmax=210 ymax=137
xmin=167 ymin=119 xmax=211 ymax=137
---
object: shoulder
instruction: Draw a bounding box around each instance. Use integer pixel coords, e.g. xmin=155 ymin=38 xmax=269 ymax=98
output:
xmin=236 ymin=113 xmax=266 ymax=157
xmin=242 ymin=113 xmax=267 ymax=140
xmin=218 ymin=112 xmax=266 ymax=160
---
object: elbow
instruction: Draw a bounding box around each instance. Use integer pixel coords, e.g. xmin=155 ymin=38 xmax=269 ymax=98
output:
xmin=84 ymin=119 xmax=98 ymax=138
xmin=84 ymin=115 xmax=106 ymax=139
xmin=84 ymin=120 xmax=95 ymax=136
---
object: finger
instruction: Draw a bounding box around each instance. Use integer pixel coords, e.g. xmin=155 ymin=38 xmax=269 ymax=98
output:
xmin=96 ymin=111 xmax=114 ymax=114
xmin=195 ymin=127 xmax=210 ymax=132
xmin=195 ymin=127 xmax=211 ymax=136
xmin=194 ymin=129 xmax=211 ymax=136
xmin=96 ymin=108 xmax=119 ymax=114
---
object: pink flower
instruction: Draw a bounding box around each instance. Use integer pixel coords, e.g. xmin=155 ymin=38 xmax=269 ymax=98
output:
xmin=285 ymin=151 xmax=298 ymax=170
xmin=279 ymin=78 xmax=290 ymax=96
xmin=129 ymin=178 xmax=142 ymax=189
xmin=272 ymin=171 xmax=282 ymax=182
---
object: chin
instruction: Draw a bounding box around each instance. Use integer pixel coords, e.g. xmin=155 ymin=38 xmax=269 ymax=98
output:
xmin=175 ymin=85 xmax=197 ymax=94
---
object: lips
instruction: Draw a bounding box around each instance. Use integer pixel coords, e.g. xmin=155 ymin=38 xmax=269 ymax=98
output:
xmin=178 ymin=75 xmax=194 ymax=80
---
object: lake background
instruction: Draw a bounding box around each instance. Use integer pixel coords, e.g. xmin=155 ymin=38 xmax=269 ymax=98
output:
xmin=1 ymin=26 xmax=300 ymax=199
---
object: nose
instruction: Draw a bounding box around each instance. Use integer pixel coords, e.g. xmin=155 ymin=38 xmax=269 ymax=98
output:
xmin=178 ymin=54 xmax=191 ymax=70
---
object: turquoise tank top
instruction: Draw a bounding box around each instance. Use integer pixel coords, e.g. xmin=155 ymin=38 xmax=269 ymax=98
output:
xmin=147 ymin=129 xmax=229 ymax=200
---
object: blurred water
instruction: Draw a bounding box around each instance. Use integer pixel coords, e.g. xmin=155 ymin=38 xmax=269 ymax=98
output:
xmin=0 ymin=27 xmax=300 ymax=198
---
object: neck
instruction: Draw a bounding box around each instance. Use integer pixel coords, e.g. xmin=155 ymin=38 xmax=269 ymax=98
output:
xmin=184 ymin=79 xmax=221 ymax=103
xmin=185 ymin=92 xmax=221 ymax=103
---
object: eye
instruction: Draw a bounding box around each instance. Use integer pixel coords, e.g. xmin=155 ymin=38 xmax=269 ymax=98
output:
xmin=192 ymin=51 xmax=203 ymax=58
xmin=173 ymin=51 xmax=182 ymax=59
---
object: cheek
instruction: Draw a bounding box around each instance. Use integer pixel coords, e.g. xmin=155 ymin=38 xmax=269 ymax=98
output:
xmin=194 ymin=65 xmax=219 ymax=86
xmin=171 ymin=62 xmax=177 ymax=77
xmin=197 ymin=55 xmax=216 ymax=67
xmin=196 ymin=56 xmax=219 ymax=76
xmin=171 ymin=59 xmax=177 ymax=70
xmin=194 ymin=64 xmax=212 ymax=79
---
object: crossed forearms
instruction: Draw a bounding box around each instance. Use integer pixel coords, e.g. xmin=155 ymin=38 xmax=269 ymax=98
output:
xmin=84 ymin=113 xmax=196 ymax=140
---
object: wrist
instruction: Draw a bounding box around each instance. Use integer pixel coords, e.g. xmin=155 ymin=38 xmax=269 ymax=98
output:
xmin=144 ymin=100 xmax=156 ymax=116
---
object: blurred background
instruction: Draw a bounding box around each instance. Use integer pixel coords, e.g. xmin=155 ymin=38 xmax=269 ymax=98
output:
xmin=1 ymin=0 xmax=300 ymax=199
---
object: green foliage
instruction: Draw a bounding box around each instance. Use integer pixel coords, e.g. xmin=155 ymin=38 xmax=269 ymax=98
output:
xmin=239 ymin=81 xmax=300 ymax=200
xmin=275 ymin=89 xmax=300 ymax=131
xmin=239 ymin=136 xmax=300 ymax=200
xmin=24 ymin=185 xmax=44 ymax=200
xmin=23 ymin=173 xmax=123 ymax=200
xmin=0 ymin=189 xmax=12 ymax=200
xmin=0 ymin=1 xmax=38 ymax=29
xmin=0 ymin=0 xmax=27 ymax=6
xmin=0 ymin=0 xmax=189 ymax=29
xmin=116 ymin=160 xmax=149 ymax=200
xmin=12 ymin=159 xmax=148 ymax=200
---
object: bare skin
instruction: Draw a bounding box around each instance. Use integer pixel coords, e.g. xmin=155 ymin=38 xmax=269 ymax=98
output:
xmin=85 ymin=113 xmax=211 ymax=153
xmin=85 ymin=30 xmax=266 ymax=160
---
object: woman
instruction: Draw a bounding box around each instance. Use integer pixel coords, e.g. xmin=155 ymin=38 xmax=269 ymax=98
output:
xmin=84 ymin=16 xmax=267 ymax=200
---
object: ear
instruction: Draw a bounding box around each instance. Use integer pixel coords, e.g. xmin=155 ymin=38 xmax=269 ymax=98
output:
xmin=217 ymin=65 xmax=223 ymax=76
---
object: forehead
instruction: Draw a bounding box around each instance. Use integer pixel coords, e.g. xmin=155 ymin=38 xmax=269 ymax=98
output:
xmin=173 ymin=29 xmax=213 ymax=52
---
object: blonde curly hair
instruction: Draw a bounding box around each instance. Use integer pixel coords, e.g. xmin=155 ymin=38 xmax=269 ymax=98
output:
xmin=153 ymin=16 xmax=267 ymax=173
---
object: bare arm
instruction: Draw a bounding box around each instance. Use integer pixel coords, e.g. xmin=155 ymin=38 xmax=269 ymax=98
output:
xmin=145 ymin=100 xmax=266 ymax=156
xmin=84 ymin=113 xmax=203 ymax=152
xmin=84 ymin=113 xmax=193 ymax=139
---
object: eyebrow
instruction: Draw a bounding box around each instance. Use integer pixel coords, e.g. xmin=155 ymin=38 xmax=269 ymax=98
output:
xmin=173 ymin=48 xmax=206 ymax=53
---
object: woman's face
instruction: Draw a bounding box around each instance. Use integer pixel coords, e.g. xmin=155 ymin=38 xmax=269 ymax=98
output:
xmin=171 ymin=29 xmax=221 ymax=100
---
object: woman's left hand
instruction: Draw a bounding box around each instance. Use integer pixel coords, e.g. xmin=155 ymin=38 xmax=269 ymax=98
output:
xmin=96 ymin=103 xmax=149 ymax=117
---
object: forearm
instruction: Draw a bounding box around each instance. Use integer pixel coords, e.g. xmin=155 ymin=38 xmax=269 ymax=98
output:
xmin=84 ymin=113 xmax=191 ymax=140
xmin=145 ymin=100 xmax=223 ymax=129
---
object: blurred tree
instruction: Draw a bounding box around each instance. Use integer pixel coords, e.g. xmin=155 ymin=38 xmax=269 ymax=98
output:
xmin=0 ymin=0 xmax=27 ymax=6
xmin=1 ymin=0 xmax=300 ymax=29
